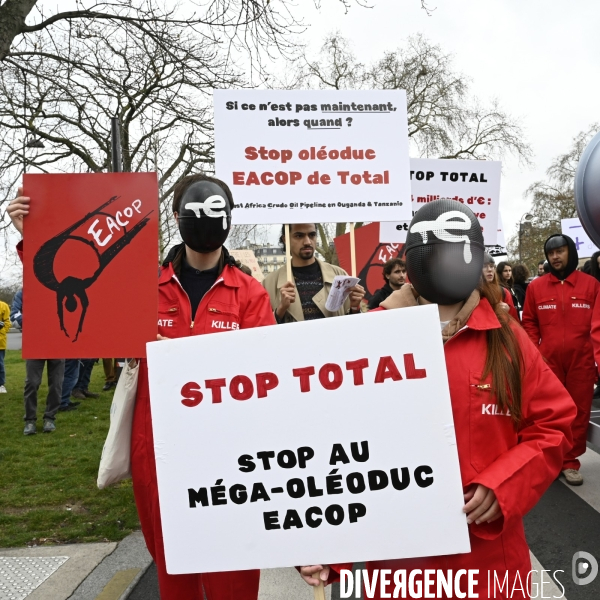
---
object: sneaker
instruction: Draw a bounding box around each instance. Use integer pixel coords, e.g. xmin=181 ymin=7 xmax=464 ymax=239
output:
xmin=82 ymin=389 xmax=100 ymax=399
xmin=43 ymin=419 xmax=56 ymax=433
xmin=562 ymin=469 xmax=583 ymax=486
xmin=23 ymin=422 xmax=36 ymax=435
xmin=58 ymin=404 xmax=78 ymax=412
xmin=0 ymin=385 xmax=7 ymax=393
xmin=71 ymin=389 xmax=86 ymax=400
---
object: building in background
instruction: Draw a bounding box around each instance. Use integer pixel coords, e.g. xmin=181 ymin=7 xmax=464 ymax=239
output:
xmin=254 ymin=244 xmax=286 ymax=275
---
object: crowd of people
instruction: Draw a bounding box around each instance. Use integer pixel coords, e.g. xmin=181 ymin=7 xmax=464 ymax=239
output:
xmin=4 ymin=179 xmax=599 ymax=600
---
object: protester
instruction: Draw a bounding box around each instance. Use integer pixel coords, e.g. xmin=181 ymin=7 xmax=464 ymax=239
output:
xmin=512 ymin=264 xmax=530 ymax=314
xmin=481 ymin=253 xmax=518 ymax=320
xmin=496 ymin=261 xmax=521 ymax=313
xmin=130 ymin=174 xmax=274 ymax=600
xmin=367 ymin=257 xmax=406 ymax=309
xmin=72 ymin=359 xmax=99 ymax=399
xmin=0 ymin=299 xmax=11 ymax=393
xmin=263 ymin=223 xmax=365 ymax=322
xmin=300 ymin=202 xmax=574 ymax=599
xmin=582 ymin=259 xmax=592 ymax=275
xmin=102 ymin=359 xmax=118 ymax=391
xmin=522 ymin=234 xmax=600 ymax=486
xmin=59 ymin=359 xmax=81 ymax=412
xmin=10 ymin=290 xmax=22 ymax=329
xmin=535 ymin=260 xmax=545 ymax=278
xmin=590 ymin=250 xmax=600 ymax=282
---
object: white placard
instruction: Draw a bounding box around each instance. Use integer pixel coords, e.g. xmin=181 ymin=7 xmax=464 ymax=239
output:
xmin=214 ymin=90 xmax=412 ymax=224
xmin=379 ymin=159 xmax=501 ymax=245
xmin=147 ymin=306 xmax=470 ymax=574
xmin=562 ymin=217 xmax=600 ymax=258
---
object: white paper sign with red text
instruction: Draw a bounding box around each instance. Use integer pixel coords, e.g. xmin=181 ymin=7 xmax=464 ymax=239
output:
xmin=146 ymin=306 xmax=470 ymax=573
xmin=214 ymin=89 xmax=411 ymax=223
xmin=379 ymin=158 xmax=501 ymax=245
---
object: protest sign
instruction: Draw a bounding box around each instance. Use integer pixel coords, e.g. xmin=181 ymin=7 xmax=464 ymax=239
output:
xmin=214 ymin=90 xmax=411 ymax=224
xmin=146 ymin=306 xmax=470 ymax=574
xmin=486 ymin=212 xmax=507 ymax=257
xmin=562 ymin=217 xmax=600 ymax=258
xmin=23 ymin=173 xmax=158 ymax=359
xmin=334 ymin=222 xmax=404 ymax=301
xmin=229 ymin=249 xmax=264 ymax=282
xmin=379 ymin=158 xmax=501 ymax=245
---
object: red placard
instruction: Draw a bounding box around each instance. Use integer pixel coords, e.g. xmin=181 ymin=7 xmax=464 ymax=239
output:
xmin=334 ymin=222 xmax=404 ymax=300
xmin=23 ymin=173 xmax=159 ymax=359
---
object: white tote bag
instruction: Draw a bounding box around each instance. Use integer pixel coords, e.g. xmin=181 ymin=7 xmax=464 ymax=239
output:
xmin=97 ymin=360 xmax=140 ymax=489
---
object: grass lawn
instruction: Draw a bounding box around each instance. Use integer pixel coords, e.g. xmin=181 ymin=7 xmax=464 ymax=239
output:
xmin=0 ymin=351 xmax=140 ymax=547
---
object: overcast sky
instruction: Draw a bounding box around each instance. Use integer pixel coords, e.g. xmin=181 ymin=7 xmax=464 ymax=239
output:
xmin=289 ymin=0 xmax=599 ymax=243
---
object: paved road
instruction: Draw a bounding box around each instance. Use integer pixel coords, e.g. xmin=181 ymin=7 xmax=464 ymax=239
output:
xmin=7 ymin=330 xmax=22 ymax=350
xmin=128 ymin=444 xmax=600 ymax=600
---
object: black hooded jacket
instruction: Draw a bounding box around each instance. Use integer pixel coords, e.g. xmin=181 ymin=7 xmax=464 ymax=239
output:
xmin=544 ymin=234 xmax=579 ymax=280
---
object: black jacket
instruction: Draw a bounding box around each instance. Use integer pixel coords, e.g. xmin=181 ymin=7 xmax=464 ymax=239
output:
xmin=513 ymin=281 xmax=528 ymax=311
xmin=368 ymin=282 xmax=397 ymax=310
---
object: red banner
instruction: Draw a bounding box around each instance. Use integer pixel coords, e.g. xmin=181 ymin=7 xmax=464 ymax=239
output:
xmin=23 ymin=173 xmax=159 ymax=358
xmin=334 ymin=222 xmax=404 ymax=301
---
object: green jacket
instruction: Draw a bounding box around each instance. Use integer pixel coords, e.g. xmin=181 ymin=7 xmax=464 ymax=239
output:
xmin=262 ymin=260 xmax=352 ymax=323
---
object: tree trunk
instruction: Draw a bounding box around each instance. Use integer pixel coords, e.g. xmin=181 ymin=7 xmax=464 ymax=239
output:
xmin=0 ymin=0 xmax=38 ymax=61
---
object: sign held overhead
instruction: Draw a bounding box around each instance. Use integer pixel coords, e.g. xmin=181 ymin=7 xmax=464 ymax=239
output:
xmin=214 ymin=90 xmax=412 ymax=224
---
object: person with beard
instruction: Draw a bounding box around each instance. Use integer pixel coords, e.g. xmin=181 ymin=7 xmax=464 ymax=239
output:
xmin=7 ymin=174 xmax=275 ymax=600
xmin=263 ymin=223 xmax=365 ymax=323
xmin=299 ymin=201 xmax=575 ymax=599
xmin=522 ymin=234 xmax=600 ymax=486
xmin=367 ymin=258 xmax=406 ymax=309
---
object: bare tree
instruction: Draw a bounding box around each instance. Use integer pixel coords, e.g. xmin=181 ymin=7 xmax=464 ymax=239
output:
xmin=506 ymin=124 xmax=599 ymax=271
xmin=0 ymin=12 xmax=244 ymax=259
xmin=292 ymin=33 xmax=532 ymax=263
xmin=302 ymin=33 xmax=531 ymax=163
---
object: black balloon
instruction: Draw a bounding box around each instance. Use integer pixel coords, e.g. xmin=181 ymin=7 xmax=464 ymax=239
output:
xmin=575 ymin=130 xmax=600 ymax=248
xmin=177 ymin=181 xmax=232 ymax=253
xmin=405 ymin=200 xmax=485 ymax=305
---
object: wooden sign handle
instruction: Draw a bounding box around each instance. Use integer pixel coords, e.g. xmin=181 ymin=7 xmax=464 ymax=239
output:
xmin=349 ymin=222 xmax=357 ymax=278
xmin=313 ymin=581 xmax=326 ymax=600
xmin=285 ymin=223 xmax=292 ymax=281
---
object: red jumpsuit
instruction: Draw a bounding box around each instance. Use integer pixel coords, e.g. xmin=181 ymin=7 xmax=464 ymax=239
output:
xmin=131 ymin=259 xmax=275 ymax=600
xmin=522 ymin=270 xmax=600 ymax=470
xmin=328 ymin=294 xmax=575 ymax=599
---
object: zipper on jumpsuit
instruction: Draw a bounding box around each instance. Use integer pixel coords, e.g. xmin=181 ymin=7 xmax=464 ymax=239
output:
xmin=170 ymin=272 xmax=226 ymax=331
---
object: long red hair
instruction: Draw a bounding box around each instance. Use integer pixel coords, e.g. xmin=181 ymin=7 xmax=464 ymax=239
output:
xmin=478 ymin=279 xmax=524 ymax=426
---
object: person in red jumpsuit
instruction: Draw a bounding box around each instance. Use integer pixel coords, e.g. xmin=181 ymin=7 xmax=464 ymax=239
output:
xmin=522 ymin=233 xmax=600 ymax=486
xmin=299 ymin=201 xmax=575 ymax=599
xmin=7 ymin=176 xmax=275 ymax=600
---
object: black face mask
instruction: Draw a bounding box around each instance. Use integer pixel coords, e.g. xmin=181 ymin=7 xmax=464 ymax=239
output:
xmin=405 ymin=200 xmax=485 ymax=305
xmin=177 ymin=181 xmax=232 ymax=253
